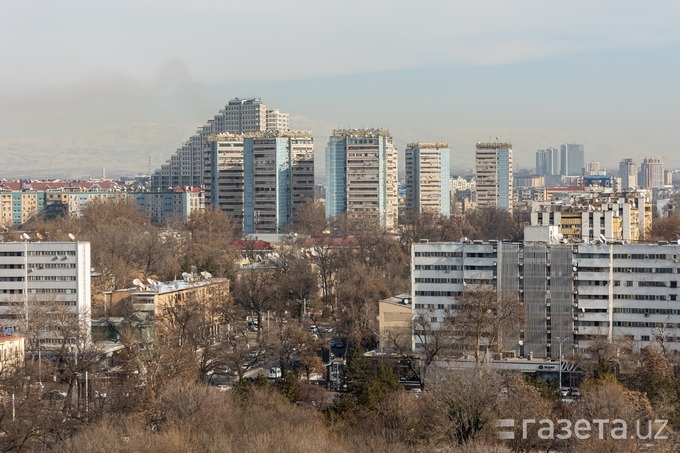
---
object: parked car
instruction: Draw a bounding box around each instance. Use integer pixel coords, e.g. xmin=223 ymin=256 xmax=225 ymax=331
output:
xmin=268 ymin=367 xmax=282 ymax=379
xmin=44 ymin=390 xmax=67 ymax=400
xmin=570 ymin=388 xmax=581 ymax=397
xmin=559 ymin=388 xmax=569 ymax=397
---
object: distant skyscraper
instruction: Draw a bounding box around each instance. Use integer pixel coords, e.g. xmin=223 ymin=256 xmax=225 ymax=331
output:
xmin=325 ymin=129 xmax=398 ymax=230
xmin=584 ymin=161 xmax=601 ymax=175
xmin=405 ymin=143 xmax=450 ymax=217
xmin=475 ymin=142 xmax=513 ymax=213
xmin=638 ymin=156 xmax=664 ymax=189
xmin=618 ymin=158 xmax=638 ymax=190
xmin=243 ymin=131 xmax=314 ymax=234
xmin=151 ymin=98 xmax=289 ymax=192
xmin=560 ymin=144 xmax=585 ymax=176
xmin=535 ymin=147 xmax=560 ymax=176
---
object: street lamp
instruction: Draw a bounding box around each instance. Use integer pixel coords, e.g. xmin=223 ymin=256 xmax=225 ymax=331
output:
xmin=556 ymin=336 xmax=568 ymax=392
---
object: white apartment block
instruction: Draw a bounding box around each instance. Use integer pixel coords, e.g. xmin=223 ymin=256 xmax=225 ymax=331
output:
xmin=0 ymin=241 xmax=91 ymax=350
xmin=266 ymin=109 xmax=289 ymax=131
xmin=475 ymin=142 xmax=513 ymax=213
xmin=411 ymin=235 xmax=680 ymax=360
xmin=405 ymin=143 xmax=450 ymax=217
xmin=639 ymin=156 xmax=665 ymax=189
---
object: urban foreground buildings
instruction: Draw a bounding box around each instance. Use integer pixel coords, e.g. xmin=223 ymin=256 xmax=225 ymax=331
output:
xmin=405 ymin=143 xmax=451 ymax=217
xmin=475 ymin=142 xmax=513 ymax=213
xmin=325 ymin=129 xmax=398 ymax=230
xmin=411 ymin=230 xmax=680 ymax=360
xmin=0 ymin=240 xmax=91 ymax=350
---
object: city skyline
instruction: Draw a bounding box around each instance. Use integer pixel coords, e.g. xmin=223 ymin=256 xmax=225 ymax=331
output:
xmin=2 ymin=1 xmax=680 ymax=179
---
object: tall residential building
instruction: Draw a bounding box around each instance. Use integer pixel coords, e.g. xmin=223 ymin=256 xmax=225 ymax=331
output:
xmin=405 ymin=143 xmax=451 ymax=217
xmin=208 ymin=134 xmax=245 ymax=230
xmin=243 ymin=131 xmax=314 ymax=234
xmin=325 ymin=129 xmax=398 ymax=230
xmin=475 ymin=142 xmax=513 ymax=213
xmin=619 ymin=158 xmax=638 ymax=190
xmin=638 ymin=157 xmax=665 ymax=189
xmin=151 ymin=98 xmax=288 ymax=192
xmin=560 ymin=144 xmax=585 ymax=176
xmin=0 ymin=240 xmax=91 ymax=350
xmin=535 ymin=147 xmax=560 ymax=176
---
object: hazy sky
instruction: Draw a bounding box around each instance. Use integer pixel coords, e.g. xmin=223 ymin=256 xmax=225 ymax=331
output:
xmin=1 ymin=1 xmax=679 ymax=179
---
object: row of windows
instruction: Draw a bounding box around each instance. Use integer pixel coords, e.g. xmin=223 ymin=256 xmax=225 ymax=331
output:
xmin=27 ymin=251 xmax=75 ymax=256
xmin=613 ymin=254 xmax=671 ymax=260
xmin=613 ymin=321 xmax=677 ymax=328
xmin=614 ymin=308 xmax=680 ymax=315
xmin=28 ymin=289 xmax=75 ymax=294
xmin=414 ymin=251 xmax=463 ymax=257
xmin=414 ymin=291 xmax=462 ymax=297
xmin=613 ymin=267 xmax=674 ymax=274
xmin=414 ymin=303 xmax=447 ymax=310
xmin=613 ymin=294 xmax=668 ymax=301
xmin=27 ymin=276 xmax=76 ymax=282
xmin=414 ymin=278 xmax=463 ymax=284
xmin=414 ymin=265 xmax=462 ymax=271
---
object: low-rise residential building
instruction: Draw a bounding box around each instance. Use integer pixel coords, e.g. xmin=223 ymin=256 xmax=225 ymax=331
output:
xmin=0 ymin=335 xmax=24 ymax=375
xmin=103 ymin=277 xmax=230 ymax=340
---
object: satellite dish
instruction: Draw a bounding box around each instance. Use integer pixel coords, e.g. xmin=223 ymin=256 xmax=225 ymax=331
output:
xmin=133 ymin=278 xmax=142 ymax=287
xmin=68 ymin=233 xmax=75 ymax=242
xmin=21 ymin=233 xmax=30 ymax=241
xmin=200 ymin=271 xmax=212 ymax=279
xmin=147 ymin=278 xmax=156 ymax=286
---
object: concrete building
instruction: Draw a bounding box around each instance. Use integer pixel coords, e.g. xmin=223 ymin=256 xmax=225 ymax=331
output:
xmin=208 ymin=134 xmax=245 ymax=230
xmin=151 ymin=98 xmax=288 ymax=192
xmin=411 ymin=234 xmax=680 ymax=358
xmin=639 ymin=157 xmax=665 ymax=189
xmin=0 ymin=335 xmax=24 ymax=375
xmin=585 ymin=161 xmax=601 ymax=175
xmin=0 ymin=241 xmax=91 ymax=350
xmin=104 ymin=277 xmax=230 ymax=340
xmin=244 ymin=131 xmax=314 ymax=234
xmin=475 ymin=142 xmax=513 ymax=213
xmin=135 ymin=186 xmax=205 ymax=225
xmin=530 ymin=192 xmax=652 ymax=242
xmin=326 ymin=129 xmax=398 ymax=230
xmin=535 ymin=147 xmax=560 ymax=176
xmin=619 ymin=158 xmax=638 ymax=190
xmin=405 ymin=143 xmax=450 ymax=217
xmin=378 ymin=294 xmax=413 ymax=352
xmin=560 ymin=144 xmax=585 ymax=177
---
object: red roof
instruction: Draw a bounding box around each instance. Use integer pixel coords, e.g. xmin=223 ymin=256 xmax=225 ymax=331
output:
xmin=231 ymin=239 xmax=274 ymax=251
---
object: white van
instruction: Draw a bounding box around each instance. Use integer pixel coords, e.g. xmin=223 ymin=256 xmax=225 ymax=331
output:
xmin=268 ymin=367 xmax=282 ymax=379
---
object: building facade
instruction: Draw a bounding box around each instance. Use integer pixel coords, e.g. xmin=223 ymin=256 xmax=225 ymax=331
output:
xmin=411 ymin=236 xmax=680 ymax=359
xmin=151 ymin=98 xmax=288 ymax=192
xmin=405 ymin=143 xmax=450 ymax=217
xmin=530 ymin=192 xmax=652 ymax=242
xmin=326 ymin=129 xmax=398 ymax=230
xmin=243 ymin=131 xmax=314 ymax=234
xmin=0 ymin=241 xmax=91 ymax=350
xmin=560 ymin=144 xmax=585 ymax=177
xmin=619 ymin=158 xmax=638 ymax=190
xmin=0 ymin=335 xmax=24 ymax=375
xmin=535 ymin=147 xmax=560 ymax=176
xmin=639 ymin=156 xmax=665 ymax=189
xmin=208 ymin=134 xmax=245 ymax=230
xmin=475 ymin=142 xmax=513 ymax=213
